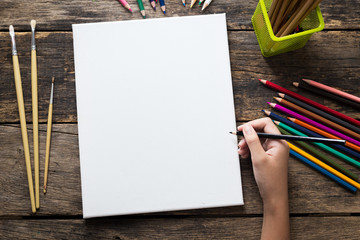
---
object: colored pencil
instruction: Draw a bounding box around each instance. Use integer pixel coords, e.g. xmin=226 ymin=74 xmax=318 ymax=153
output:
xmin=230 ymin=131 xmax=345 ymax=144
xmin=201 ymin=0 xmax=213 ymax=11
xmin=159 ymin=0 xmax=166 ymax=14
xmin=118 ymin=0 xmax=133 ymax=12
xmin=274 ymin=97 xmax=360 ymax=140
xmin=294 ymin=81 xmax=360 ymax=110
xmin=276 ymin=123 xmax=359 ymax=180
xmin=30 ymin=20 xmax=40 ymax=210
xmin=137 ymin=0 xmax=146 ymax=18
xmin=268 ymin=102 xmax=360 ymax=147
xmin=289 ymin=117 xmax=360 ymax=153
xmin=190 ymin=0 xmax=197 ymax=8
xmin=270 ymin=0 xmax=284 ymax=26
xmin=259 ymin=79 xmax=360 ymax=126
xmin=263 ymin=110 xmax=360 ymax=165
xmin=268 ymin=0 xmax=279 ymax=20
xmin=278 ymin=0 xmax=322 ymax=37
xmin=149 ymin=0 xmax=156 ymax=10
xmin=9 ymin=25 xmax=36 ymax=213
xmin=289 ymin=149 xmax=357 ymax=193
xmin=303 ymin=79 xmax=360 ymax=104
xmin=278 ymin=93 xmax=360 ymax=135
xmin=288 ymin=142 xmax=360 ymax=190
xmin=272 ymin=0 xmax=290 ymax=33
xmin=44 ymin=77 xmax=55 ymax=194
xmin=277 ymin=118 xmax=360 ymax=168
xmin=182 ymin=0 xmax=186 ymax=7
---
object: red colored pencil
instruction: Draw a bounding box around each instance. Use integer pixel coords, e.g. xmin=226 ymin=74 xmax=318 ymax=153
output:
xmin=259 ymin=79 xmax=360 ymax=127
xmin=302 ymin=79 xmax=360 ymax=104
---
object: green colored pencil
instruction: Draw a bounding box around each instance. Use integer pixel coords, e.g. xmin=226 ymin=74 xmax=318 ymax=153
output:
xmin=276 ymin=124 xmax=359 ymax=181
xmin=275 ymin=121 xmax=360 ymax=169
xmin=137 ymin=0 xmax=146 ymax=18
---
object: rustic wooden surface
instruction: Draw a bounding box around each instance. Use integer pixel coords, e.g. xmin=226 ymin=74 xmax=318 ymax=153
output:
xmin=1 ymin=0 xmax=360 ymax=239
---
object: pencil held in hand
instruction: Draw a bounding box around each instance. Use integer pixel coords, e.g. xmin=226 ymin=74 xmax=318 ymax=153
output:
xmin=44 ymin=77 xmax=55 ymax=194
xmin=229 ymin=131 xmax=346 ymax=144
xmin=10 ymin=25 xmax=36 ymax=213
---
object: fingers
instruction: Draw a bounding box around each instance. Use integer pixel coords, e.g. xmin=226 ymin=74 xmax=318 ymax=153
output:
xmin=242 ymin=124 xmax=266 ymax=160
xmin=237 ymin=117 xmax=280 ymax=135
xmin=238 ymin=138 xmax=249 ymax=159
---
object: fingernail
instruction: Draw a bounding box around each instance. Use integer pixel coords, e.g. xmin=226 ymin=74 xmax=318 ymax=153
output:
xmin=239 ymin=139 xmax=244 ymax=146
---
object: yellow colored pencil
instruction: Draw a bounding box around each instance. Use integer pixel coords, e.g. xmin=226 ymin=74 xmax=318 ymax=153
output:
xmin=9 ymin=25 xmax=36 ymax=213
xmin=31 ymin=20 xmax=40 ymax=209
xmin=288 ymin=142 xmax=360 ymax=189
xmin=44 ymin=77 xmax=55 ymax=194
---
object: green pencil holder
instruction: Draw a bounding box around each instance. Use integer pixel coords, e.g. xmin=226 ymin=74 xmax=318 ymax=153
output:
xmin=251 ymin=0 xmax=324 ymax=57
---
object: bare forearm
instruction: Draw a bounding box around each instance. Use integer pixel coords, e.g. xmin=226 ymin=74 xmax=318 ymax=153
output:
xmin=261 ymin=198 xmax=290 ymax=240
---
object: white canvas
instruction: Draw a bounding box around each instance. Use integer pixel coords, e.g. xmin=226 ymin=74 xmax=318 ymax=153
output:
xmin=72 ymin=14 xmax=243 ymax=219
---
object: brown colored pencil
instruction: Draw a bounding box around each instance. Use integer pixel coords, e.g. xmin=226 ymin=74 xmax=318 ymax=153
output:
xmin=270 ymin=0 xmax=283 ymax=26
xmin=279 ymin=0 xmax=322 ymax=37
xmin=268 ymin=0 xmax=280 ymax=21
xmin=272 ymin=0 xmax=290 ymax=33
xmin=273 ymin=97 xmax=360 ymax=141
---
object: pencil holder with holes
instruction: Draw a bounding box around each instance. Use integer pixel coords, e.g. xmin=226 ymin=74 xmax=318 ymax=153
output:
xmin=251 ymin=0 xmax=324 ymax=57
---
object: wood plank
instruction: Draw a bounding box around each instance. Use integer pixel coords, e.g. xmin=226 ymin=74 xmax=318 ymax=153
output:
xmin=0 ymin=31 xmax=359 ymax=123
xmin=1 ymin=0 xmax=359 ymax=31
xmin=1 ymin=124 xmax=360 ymax=217
xmin=1 ymin=217 xmax=360 ymax=239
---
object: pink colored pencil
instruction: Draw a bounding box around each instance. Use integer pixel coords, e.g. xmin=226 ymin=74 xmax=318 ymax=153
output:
xmin=268 ymin=102 xmax=360 ymax=147
xmin=302 ymin=79 xmax=360 ymax=104
xmin=118 ymin=0 xmax=133 ymax=12
xmin=259 ymin=79 xmax=360 ymax=127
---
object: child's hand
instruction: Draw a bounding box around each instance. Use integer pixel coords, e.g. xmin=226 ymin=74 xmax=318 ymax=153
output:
xmin=237 ymin=117 xmax=290 ymax=240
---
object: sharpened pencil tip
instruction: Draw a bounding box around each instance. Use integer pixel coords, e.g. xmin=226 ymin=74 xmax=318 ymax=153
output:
xmin=129 ymin=8 xmax=133 ymax=12
xmin=293 ymin=82 xmax=299 ymax=87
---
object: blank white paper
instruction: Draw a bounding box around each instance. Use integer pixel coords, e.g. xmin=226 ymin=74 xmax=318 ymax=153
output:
xmin=73 ymin=14 xmax=243 ymax=219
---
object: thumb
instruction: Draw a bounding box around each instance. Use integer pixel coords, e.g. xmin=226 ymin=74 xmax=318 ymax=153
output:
xmin=243 ymin=124 xmax=266 ymax=159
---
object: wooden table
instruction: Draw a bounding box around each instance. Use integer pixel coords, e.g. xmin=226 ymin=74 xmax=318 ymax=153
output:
xmin=1 ymin=1 xmax=360 ymax=239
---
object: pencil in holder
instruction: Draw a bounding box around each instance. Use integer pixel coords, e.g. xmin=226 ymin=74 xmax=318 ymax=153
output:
xmin=251 ymin=0 xmax=324 ymax=57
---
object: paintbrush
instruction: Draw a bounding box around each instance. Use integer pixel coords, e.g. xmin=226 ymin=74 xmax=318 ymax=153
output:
xmin=44 ymin=77 xmax=54 ymax=194
xmin=30 ymin=19 xmax=40 ymax=209
xmin=10 ymin=25 xmax=36 ymax=213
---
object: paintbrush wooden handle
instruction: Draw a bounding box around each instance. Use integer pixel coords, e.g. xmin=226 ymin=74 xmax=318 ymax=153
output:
xmin=31 ymin=49 xmax=40 ymax=209
xmin=12 ymin=55 xmax=36 ymax=213
xmin=44 ymin=103 xmax=53 ymax=194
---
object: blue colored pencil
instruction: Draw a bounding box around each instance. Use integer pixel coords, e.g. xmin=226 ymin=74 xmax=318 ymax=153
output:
xmin=159 ymin=0 xmax=166 ymax=14
xmin=263 ymin=110 xmax=360 ymax=160
xmin=290 ymin=150 xmax=357 ymax=193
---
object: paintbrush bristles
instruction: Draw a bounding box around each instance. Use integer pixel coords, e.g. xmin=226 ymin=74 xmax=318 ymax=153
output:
xmin=52 ymin=77 xmax=55 ymax=84
xmin=9 ymin=25 xmax=14 ymax=35
xmin=31 ymin=20 xmax=36 ymax=29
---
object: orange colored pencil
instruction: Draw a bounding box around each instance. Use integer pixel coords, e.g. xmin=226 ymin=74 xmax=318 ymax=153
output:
xmin=274 ymin=97 xmax=360 ymax=141
xmin=288 ymin=142 xmax=360 ymax=190
xmin=288 ymin=117 xmax=360 ymax=153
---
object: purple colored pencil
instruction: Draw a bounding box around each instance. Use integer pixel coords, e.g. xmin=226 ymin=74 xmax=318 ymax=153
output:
xmin=268 ymin=102 xmax=360 ymax=147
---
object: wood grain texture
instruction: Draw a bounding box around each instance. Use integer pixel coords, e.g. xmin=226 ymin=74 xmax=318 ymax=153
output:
xmin=1 ymin=0 xmax=360 ymax=31
xmin=1 ymin=124 xmax=360 ymax=217
xmin=1 ymin=217 xmax=360 ymax=239
xmin=1 ymin=31 xmax=359 ymax=123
